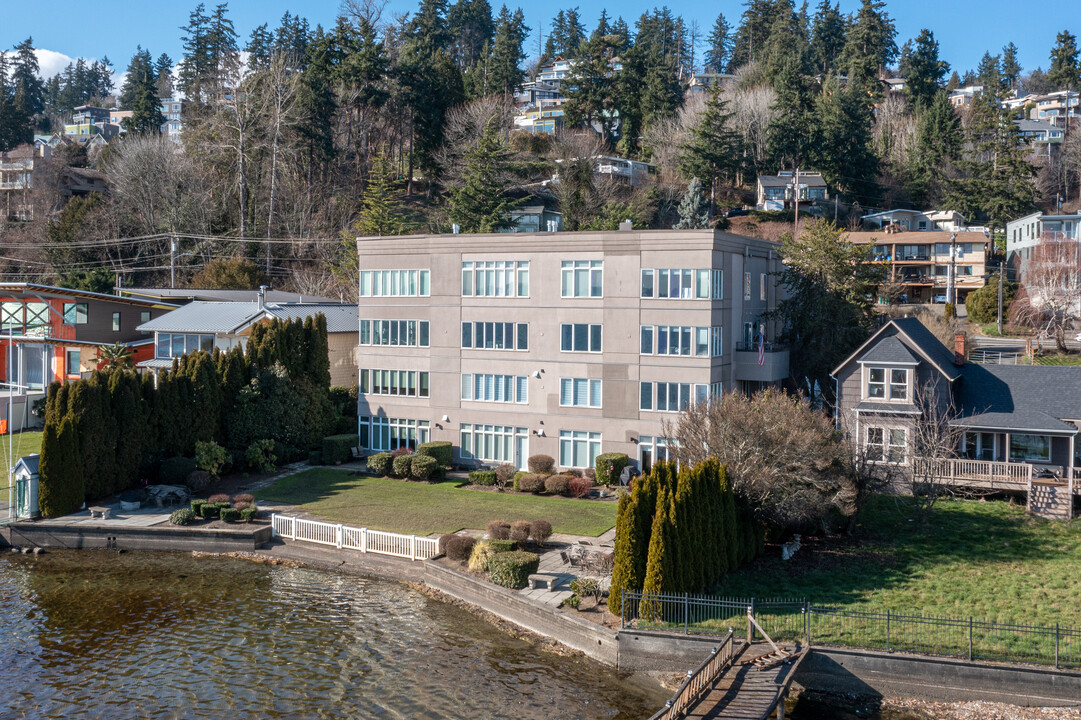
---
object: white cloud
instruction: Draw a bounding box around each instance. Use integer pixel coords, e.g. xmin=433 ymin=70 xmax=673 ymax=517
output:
xmin=35 ymin=48 xmax=75 ymax=79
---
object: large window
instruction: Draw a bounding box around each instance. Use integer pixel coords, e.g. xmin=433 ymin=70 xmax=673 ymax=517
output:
xmin=461 ymin=261 xmax=529 ymax=297
xmin=640 ymin=326 xmax=721 ymax=357
xmin=561 ymin=260 xmax=603 ymax=297
xmin=460 ymin=424 xmax=526 ymax=463
xmin=1010 ymin=434 xmax=1051 ymax=462
xmin=155 ymin=332 xmax=214 ymax=358
xmin=461 ymin=322 xmax=528 ymax=350
xmin=2 ymin=302 xmax=50 ymax=332
xmin=640 ymin=381 xmax=708 ymax=412
xmin=360 ymin=320 xmax=430 ymax=347
xmin=360 ymin=269 xmax=431 ymax=297
xmin=866 ymin=367 xmax=908 ymax=400
xmin=359 ymin=416 xmax=430 ymax=452
xmin=865 ymin=426 xmax=907 ymax=464
xmin=640 ymin=268 xmax=711 ymax=299
xmin=561 ymin=323 xmax=602 ymax=353
xmin=63 ymin=302 xmax=88 ymax=325
xmin=360 ymin=369 xmax=430 ymax=398
xmin=559 ymin=430 xmax=601 ymax=468
xmin=560 ymin=378 xmax=602 ymax=408
xmin=462 ymin=373 xmax=528 ymax=403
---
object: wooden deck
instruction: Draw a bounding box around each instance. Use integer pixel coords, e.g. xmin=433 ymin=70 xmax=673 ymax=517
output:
xmin=682 ymin=644 xmax=806 ymax=720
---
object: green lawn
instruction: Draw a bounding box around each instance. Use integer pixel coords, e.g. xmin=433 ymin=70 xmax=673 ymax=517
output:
xmin=256 ymin=468 xmax=618 ymax=537
xmin=721 ymin=495 xmax=1081 ymax=628
xmin=0 ymin=430 xmax=43 ymax=474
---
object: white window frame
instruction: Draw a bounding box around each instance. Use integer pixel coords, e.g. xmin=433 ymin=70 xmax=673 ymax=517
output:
xmin=460 ymin=424 xmax=526 ymax=463
xmin=359 ymin=319 xmax=430 ymax=348
xmin=864 ymin=365 xmax=909 ymax=401
xmin=561 ymin=323 xmax=602 ymax=353
xmin=559 ymin=430 xmax=601 ymax=468
xmin=461 ymin=373 xmax=528 ymax=404
xmin=360 ymin=269 xmax=431 ymax=297
xmin=561 ymin=260 xmax=603 ymax=298
xmin=559 ymin=377 xmax=602 ymax=408
xmin=461 ymin=261 xmax=529 ymax=298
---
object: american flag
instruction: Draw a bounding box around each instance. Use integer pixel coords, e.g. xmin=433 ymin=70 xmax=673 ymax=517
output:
xmin=757 ymin=332 xmax=765 ymax=366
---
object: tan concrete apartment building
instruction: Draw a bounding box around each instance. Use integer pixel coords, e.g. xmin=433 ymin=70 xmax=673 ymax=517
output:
xmin=355 ymin=228 xmax=787 ymax=472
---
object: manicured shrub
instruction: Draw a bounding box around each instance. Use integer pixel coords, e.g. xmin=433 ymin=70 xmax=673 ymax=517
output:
xmin=185 ymin=470 xmax=213 ymax=493
xmin=160 ymin=456 xmax=197 ymax=485
xmin=410 ymin=454 xmax=439 ymax=481
xmin=367 ymin=452 xmax=392 ymax=476
xmin=308 ymin=449 xmax=324 ymax=465
xmin=530 ymin=520 xmax=553 ymax=545
xmin=595 ymin=453 xmax=629 ymax=486
xmin=494 ymin=463 xmax=516 ymax=491
xmin=446 ymin=535 xmax=477 ymax=562
xmin=487 ymin=519 xmax=511 ymax=540
xmin=510 ymin=520 xmax=531 ymax=542
xmin=416 ymin=441 xmax=452 ymax=467
xmin=584 ymin=467 xmax=596 ymax=481
xmin=468 ymin=541 xmax=497 ymax=572
xmin=528 ymin=454 xmax=555 ymax=474
xmin=392 ymin=453 xmax=414 ymax=478
xmin=512 ymin=471 xmax=527 ymax=491
xmin=438 ymin=533 xmax=458 ymax=555
xmin=208 ymin=493 xmax=231 ymax=504
xmin=233 ymin=501 xmax=251 ymax=511
xmin=233 ymin=493 xmax=254 ymax=504
xmin=245 ymin=439 xmax=277 ymax=473
xmin=518 ymin=473 xmax=545 ymax=494
xmin=544 ymin=474 xmax=571 ymax=496
xmin=564 ymin=467 xmax=584 ymax=478
xmin=486 ymin=539 xmax=518 ymax=553
xmin=488 ymin=551 xmax=540 ymax=589
xmin=190 ymin=498 xmax=207 ymax=515
xmin=170 ymin=508 xmax=195 ymax=525
xmin=219 ymin=507 xmax=241 ymax=523
xmin=194 ymin=440 xmax=228 ymax=476
xmin=391 ymin=446 xmax=412 ymax=457
xmin=239 ymin=507 xmax=257 ymax=522
xmin=568 ymin=476 xmax=594 ymax=498
xmin=322 ymin=434 xmax=359 ymax=464
xmin=199 ymin=503 xmax=219 ymax=519
xmin=469 ymin=470 xmax=497 ymax=485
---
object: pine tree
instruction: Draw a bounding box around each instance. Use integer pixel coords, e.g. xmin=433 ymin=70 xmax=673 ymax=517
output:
xmin=674 ymin=178 xmax=710 ymax=229
xmin=448 ymin=0 xmax=495 ymax=69
xmin=730 ymin=0 xmax=778 ymax=70
xmin=705 ymin=13 xmax=732 ymax=73
xmin=901 ymin=29 xmax=949 ymax=109
xmin=976 ymin=51 xmax=1004 ymax=97
xmin=449 ymin=118 xmax=519 ymax=232
xmin=904 ymin=89 xmax=962 ymax=206
xmin=840 ymin=0 xmax=897 ymax=96
xmin=563 ymin=31 xmax=619 ymax=143
xmin=246 ymin=24 xmax=275 ymax=71
xmin=679 ymin=85 xmax=741 ymax=212
xmin=123 ymin=48 xmax=166 ymax=134
xmin=810 ymin=0 xmax=846 ymax=77
xmin=1001 ymin=42 xmax=1021 ymax=91
xmin=1048 ymin=30 xmax=1081 ymax=91
xmin=488 ymin=6 xmax=529 ymax=99
xmin=812 ymin=75 xmax=879 ymax=203
xmin=766 ymin=58 xmax=817 ymax=171
xmin=155 ymin=53 xmax=175 ymax=98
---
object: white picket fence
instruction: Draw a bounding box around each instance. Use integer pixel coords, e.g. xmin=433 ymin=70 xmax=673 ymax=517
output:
xmin=270 ymin=514 xmax=440 ymax=561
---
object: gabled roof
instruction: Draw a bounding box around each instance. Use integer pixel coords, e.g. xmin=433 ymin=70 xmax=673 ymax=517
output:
xmin=831 ymin=317 xmax=961 ymax=382
xmin=14 ymin=454 xmax=39 ymax=476
xmin=262 ymin=303 xmax=358 ymax=334
xmin=137 ymin=301 xmax=358 ymax=335
xmin=955 ymin=364 xmax=1081 ymax=434
xmin=859 ymin=336 xmax=919 ymax=365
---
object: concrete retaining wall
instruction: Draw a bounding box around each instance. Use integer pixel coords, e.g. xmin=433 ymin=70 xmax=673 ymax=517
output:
xmin=423 ymin=560 xmax=619 ymax=665
xmin=796 ymin=647 xmax=1081 ymax=708
xmin=616 ymin=629 xmax=739 ymax=672
xmin=5 ymin=522 xmax=272 ymax=553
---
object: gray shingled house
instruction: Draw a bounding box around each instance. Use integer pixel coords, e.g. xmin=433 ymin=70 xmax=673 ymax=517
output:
xmin=831 ymin=317 xmax=1081 ymax=518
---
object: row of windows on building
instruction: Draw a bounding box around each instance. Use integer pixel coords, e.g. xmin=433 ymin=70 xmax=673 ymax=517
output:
xmin=359 ymin=369 xmax=431 ymax=397
xmin=640 ymin=326 xmax=723 ymax=357
xmin=1 ymin=301 xmax=147 ymax=333
xmin=156 ymin=333 xmax=214 ymax=359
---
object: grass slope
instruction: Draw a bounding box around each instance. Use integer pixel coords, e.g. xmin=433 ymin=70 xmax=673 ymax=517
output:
xmin=0 ymin=431 xmax=43 ymax=473
xmin=257 ymin=468 xmax=617 ymax=537
xmin=723 ymin=495 xmax=1081 ymax=627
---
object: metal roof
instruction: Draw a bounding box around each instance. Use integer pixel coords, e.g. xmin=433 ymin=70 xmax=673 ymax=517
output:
xmin=136 ymin=301 xmax=358 ymax=335
xmin=118 ymin=287 xmax=341 ymax=304
xmin=0 ymin=283 xmax=178 ymax=309
xmin=263 ymin=303 xmax=358 ymax=334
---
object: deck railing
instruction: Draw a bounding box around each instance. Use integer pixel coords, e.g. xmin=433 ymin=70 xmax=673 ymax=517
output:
xmin=916 ymin=458 xmax=1033 ymax=489
xmin=647 ymin=632 xmax=738 ymax=720
xmin=270 ymin=514 xmax=439 ymax=561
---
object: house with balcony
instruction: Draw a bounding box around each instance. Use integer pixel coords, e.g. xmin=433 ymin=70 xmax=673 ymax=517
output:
xmin=833 ymin=318 xmax=1081 ymax=518
xmin=948 ymin=85 xmax=984 ymax=108
xmin=353 ymin=228 xmax=786 ymax=473
xmin=514 ymin=98 xmax=566 ymax=134
xmin=0 ymin=143 xmax=43 ymax=221
xmin=1005 ymin=211 xmax=1081 ymax=282
xmin=755 ymin=171 xmax=828 ymax=210
xmin=860 ymin=209 xmax=967 ymax=232
xmin=847 ymin=230 xmax=990 ymax=304
xmin=1030 ymin=90 xmax=1079 ymax=126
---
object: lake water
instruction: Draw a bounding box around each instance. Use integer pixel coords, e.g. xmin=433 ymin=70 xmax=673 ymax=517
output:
xmin=0 ymin=550 xmax=668 ymax=719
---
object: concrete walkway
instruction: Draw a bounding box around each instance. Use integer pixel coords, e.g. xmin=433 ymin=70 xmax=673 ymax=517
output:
xmin=519 ymin=527 xmax=616 ymax=608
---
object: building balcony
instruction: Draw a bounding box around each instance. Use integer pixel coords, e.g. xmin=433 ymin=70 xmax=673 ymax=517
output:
xmin=733 ymin=342 xmax=790 ymax=382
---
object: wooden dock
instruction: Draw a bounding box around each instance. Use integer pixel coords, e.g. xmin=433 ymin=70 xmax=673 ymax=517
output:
xmin=682 ymin=643 xmax=806 ymax=719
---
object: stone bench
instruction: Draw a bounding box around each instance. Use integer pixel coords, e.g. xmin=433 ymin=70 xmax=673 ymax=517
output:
xmin=88 ymin=506 xmax=112 ymax=520
xmin=528 ymin=573 xmax=560 ymax=591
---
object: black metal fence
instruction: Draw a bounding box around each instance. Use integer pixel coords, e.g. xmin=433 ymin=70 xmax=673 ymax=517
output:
xmin=621 ymin=592 xmax=1081 ymax=670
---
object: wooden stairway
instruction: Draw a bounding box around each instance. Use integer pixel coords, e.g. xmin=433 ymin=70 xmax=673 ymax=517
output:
xmin=1028 ymin=481 xmax=1072 ymax=520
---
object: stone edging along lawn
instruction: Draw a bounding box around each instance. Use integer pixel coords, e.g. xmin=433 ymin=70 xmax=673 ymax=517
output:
xmin=255 ymin=467 xmax=619 ymax=537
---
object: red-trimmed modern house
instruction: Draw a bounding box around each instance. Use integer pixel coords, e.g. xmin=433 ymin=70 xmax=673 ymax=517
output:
xmin=0 ymin=284 xmax=177 ymax=430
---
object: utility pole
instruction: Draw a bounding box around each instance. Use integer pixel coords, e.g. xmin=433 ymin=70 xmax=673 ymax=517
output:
xmin=949 ymin=232 xmax=958 ymax=307
xmin=170 ymin=235 xmax=177 ymax=289
xmin=997 ymin=260 xmax=1004 ymax=334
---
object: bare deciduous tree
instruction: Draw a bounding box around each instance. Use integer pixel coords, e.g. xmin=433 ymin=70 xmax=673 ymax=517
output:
xmin=906 ymin=380 xmax=967 ymax=519
xmin=1012 ymin=236 xmax=1081 ymax=352
xmin=107 ymin=134 xmax=209 ymax=237
xmin=728 ymin=84 xmax=776 ymax=177
xmin=435 ymin=96 xmax=516 ymax=187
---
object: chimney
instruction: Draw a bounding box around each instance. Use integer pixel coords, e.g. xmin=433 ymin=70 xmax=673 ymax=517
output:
xmin=258 ymin=285 xmax=268 ymax=309
xmin=954 ymin=332 xmax=966 ymax=366
xmin=619 ymin=219 xmax=633 ymax=231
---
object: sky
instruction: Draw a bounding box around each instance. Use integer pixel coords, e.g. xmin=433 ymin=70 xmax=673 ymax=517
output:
xmin=0 ymin=0 xmax=1077 ymax=85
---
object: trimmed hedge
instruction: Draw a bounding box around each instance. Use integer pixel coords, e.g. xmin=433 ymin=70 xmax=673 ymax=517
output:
xmin=199 ymin=503 xmax=219 ymax=519
xmin=367 ymin=452 xmax=392 ymax=476
xmin=544 ymin=474 xmax=571 ymax=496
xmin=170 ymin=508 xmax=195 ymax=525
xmin=190 ymin=498 xmax=207 ymax=515
xmin=219 ymin=507 xmax=241 ymax=522
xmin=410 ymin=454 xmax=439 ymax=481
xmin=240 ymin=507 xmax=257 ymax=522
xmin=446 ymin=535 xmax=477 ymax=562
xmin=595 ymin=452 xmax=629 ymax=486
xmin=416 ymin=441 xmax=452 ymax=466
xmin=510 ymin=520 xmax=531 ymax=541
xmin=308 ymin=450 xmax=323 ymax=465
xmin=518 ymin=473 xmax=545 ymax=493
xmin=469 ymin=470 xmax=497 ymax=486
xmin=488 ymin=551 xmax=540 ymax=589
xmin=486 ymin=538 xmax=518 ymax=552
xmin=530 ymin=520 xmax=552 ymax=545
xmin=528 ymin=454 xmax=555 ymax=474
xmin=392 ymin=453 xmax=414 ymax=478
xmin=323 ymin=434 xmax=359 ymax=464
xmin=487 ymin=520 xmax=511 ymax=539
xmin=568 ymin=476 xmax=594 ymax=498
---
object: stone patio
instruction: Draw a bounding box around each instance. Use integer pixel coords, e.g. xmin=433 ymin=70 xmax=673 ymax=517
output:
xmin=518 ymin=527 xmax=615 ymax=608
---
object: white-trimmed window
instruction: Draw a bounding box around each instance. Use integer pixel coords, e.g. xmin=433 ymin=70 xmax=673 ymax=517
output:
xmin=561 ymin=260 xmax=603 ymax=297
xmin=710 ymin=327 xmax=723 ymax=357
xmin=561 ymin=323 xmax=602 ymax=352
xmin=462 ymin=373 xmax=528 ymax=404
xmin=560 ymin=378 xmax=602 ymax=408
xmin=360 ymin=269 xmax=430 ymax=297
xmin=65 ymin=349 xmax=81 ymax=377
xmin=461 ymin=261 xmax=528 ymax=297
xmin=866 ymin=366 xmax=908 ymax=400
xmin=360 ymin=320 xmax=430 ymax=347
xmin=887 ymin=429 xmax=907 ymax=464
xmin=360 ymin=369 xmax=430 ymax=398
xmin=359 ymin=416 xmax=430 ymax=451
xmin=644 ymin=381 xmax=708 ymax=412
xmin=156 ymin=332 xmax=214 ymax=358
xmin=711 ymin=269 xmax=723 ymax=299
xmin=640 ymin=326 xmax=717 ymax=357
xmin=641 ymin=268 xmax=711 ymax=299
xmin=460 ymin=424 xmax=526 ymax=463
xmin=461 ymin=322 xmax=528 ymax=350
xmin=865 ymin=426 xmax=907 ymax=464
xmin=865 ymin=427 xmax=884 ymax=461
xmin=559 ymin=430 xmax=601 ymax=468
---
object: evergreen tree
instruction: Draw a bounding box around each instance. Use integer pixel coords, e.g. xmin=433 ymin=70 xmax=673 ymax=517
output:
xmin=0 ymin=52 xmax=29 ymax=151
xmin=705 ymin=12 xmax=732 ymax=73
xmin=640 ymin=484 xmax=673 ymax=614
xmin=945 ymin=70 xmax=961 ymax=91
xmin=349 ymin=150 xmax=413 ymax=239
xmin=762 ymin=0 xmax=811 ymax=82
xmin=448 ymin=0 xmax=495 ymax=69
xmin=449 ymin=118 xmax=519 ymax=232
xmin=840 ymin=0 xmax=897 ymax=95
xmin=273 ymin=11 xmax=311 ymax=67
xmin=730 ymin=0 xmax=778 ymax=70
xmin=39 ymin=415 xmax=84 ymax=518
xmin=976 ymin=51 xmax=1004 ymax=97
xmin=900 ymin=29 xmax=948 ymax=108
xmin=1048 ymin=30 xmax=1081 ymax=91
xmin=721 ymin=467 xmax=739 ymax=573
xmin=812 ymin=74 xmax=878 ymax=202
xmin=488 ymin=6 xmax=529 ymax=98
xmin=1001 ymin=42 xmax=1021 ymax=91
xmin=766 ymin=58 xmax=817 ymax=171
xmin=246 ymin=24 xmax=275 ymax=71
xmin=123 ymin=48 xmax=166 ymax=134
xmin=679 ymin=84 xmax=741 ymax=211
xmin=179 ymin=3 xmax=212 ymax=99
xmin=609 ymin=493 xmax=638 ymax=618
xmin=904 ymin=89 xmax=962 ymax=206
xmin=810 ymin=0 xmax=846 ymax=76
xmin=11 ymin=37 xmax=44 ymax=118
xmin=673 ymin=178 xmax=710 ymax=229
xmin=155 ymin=53 xmax=175 ymax=98
xmin=563 ymin=32 xmax=619 ymax=143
